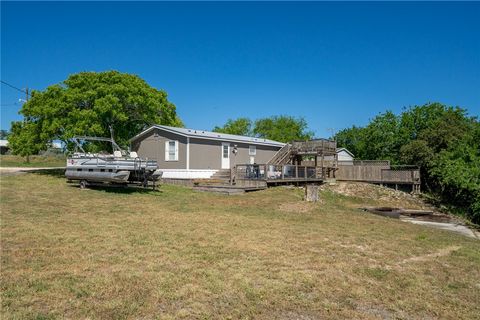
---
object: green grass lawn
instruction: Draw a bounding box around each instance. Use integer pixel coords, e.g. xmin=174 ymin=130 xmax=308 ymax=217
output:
xmin=0 ymin=155 xmax=66 ymax=168
xmin=1 ymin=172 xmax=479 ymax=319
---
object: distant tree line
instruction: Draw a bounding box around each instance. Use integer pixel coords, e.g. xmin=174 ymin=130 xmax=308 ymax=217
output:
xmin=213 ymin=116 xmax=313 ymax=143
xmin=335 ymin=103 xmax=480 ymax=224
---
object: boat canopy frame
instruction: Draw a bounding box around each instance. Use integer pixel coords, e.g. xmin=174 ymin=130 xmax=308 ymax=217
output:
xmin=71 ymin=136 xmax=123 ymax=154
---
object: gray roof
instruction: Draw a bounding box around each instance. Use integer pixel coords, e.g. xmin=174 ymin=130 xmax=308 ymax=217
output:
xmin=336 ymin=147 xmax=354 ymax=157
xmin=131 ymin=125 xmax=285 ymax=147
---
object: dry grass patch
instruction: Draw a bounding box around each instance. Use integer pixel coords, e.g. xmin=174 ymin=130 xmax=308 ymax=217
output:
xmin=1 ymin=173 xmax=479 ymax=319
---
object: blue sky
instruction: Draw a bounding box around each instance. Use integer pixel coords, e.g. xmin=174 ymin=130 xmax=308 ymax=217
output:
xmin=1 ymin=1 xmax=479 ymax=137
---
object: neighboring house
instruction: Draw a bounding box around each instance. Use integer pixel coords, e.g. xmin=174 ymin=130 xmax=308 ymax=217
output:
xmin=336 ymin=147 xmax=355 ymax=163
xmin=130 ymin=125 xmax=285 ymax=179
xmin=323 ymin=147 xmax=355 ymax=165
xmin=0 ymin=139 xmax=9 ymax=155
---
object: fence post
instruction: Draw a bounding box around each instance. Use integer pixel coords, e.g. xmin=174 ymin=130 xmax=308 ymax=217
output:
xmin=295 ymin=165 xmax=298 ymax=179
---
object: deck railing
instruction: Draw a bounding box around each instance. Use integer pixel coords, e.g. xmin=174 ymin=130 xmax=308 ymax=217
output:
xmin=233 ymin=164 xmax=321 ymax=182
xmin=291 ymin=139 xmax=337 ymax=155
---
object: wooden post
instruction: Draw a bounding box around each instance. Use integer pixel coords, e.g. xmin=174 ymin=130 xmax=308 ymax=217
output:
xmin=281 ymin=165 xmax=285 ymax=180
xmin=304 ymin=166 xmax=307 ymax=179
xmin=295 ymin=165 xmax=298 ymax=179
xmin=305 ymin=184 xmax=320 ymax=202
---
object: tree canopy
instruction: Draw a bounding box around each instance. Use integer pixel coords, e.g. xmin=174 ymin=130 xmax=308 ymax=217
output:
xmin=213 ymin=115 xmax=313 ymax=143
xmin=9 ymin=71 xmax=183 ymax=156
xmin=335 ymin=103 xmax=480 ymax=224
xmin=213 ymin=118 xmax=252 ymax=136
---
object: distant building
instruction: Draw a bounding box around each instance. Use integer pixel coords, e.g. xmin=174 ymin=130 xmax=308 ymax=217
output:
xmin=336 ymin=147 xmax=355 ymax=163
xmin=0 ymin=139 xmax=9 ymax=155
xmin=323 ymin=147 xmax=355 ymax=165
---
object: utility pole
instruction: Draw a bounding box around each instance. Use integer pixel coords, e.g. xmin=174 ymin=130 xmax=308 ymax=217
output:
xmin=25 ymin=87 xmax=29 ymax=102
xmin=327 ymin=128 xmax=336 ymax=140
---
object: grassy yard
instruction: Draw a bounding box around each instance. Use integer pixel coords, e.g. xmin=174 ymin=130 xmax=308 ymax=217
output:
xmin=0 ymin=155 xmax=66 ymax=168
xmin=1 ymin=172 xmax=479 ymax=319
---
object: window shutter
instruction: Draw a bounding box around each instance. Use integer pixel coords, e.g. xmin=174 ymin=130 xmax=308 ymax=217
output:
xmin=174 ymin=141 xmax=179 ymax=161
xmin=165 ymin=141 xmax=169 ymax=161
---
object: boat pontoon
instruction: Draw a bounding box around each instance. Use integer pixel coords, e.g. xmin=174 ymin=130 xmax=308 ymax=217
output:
xmin=65 ymin=136 xmax=162 ymax=189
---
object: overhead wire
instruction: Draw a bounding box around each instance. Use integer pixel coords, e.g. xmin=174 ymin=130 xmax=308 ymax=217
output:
xmin=0 ymin=80 xmax=29 ymax=95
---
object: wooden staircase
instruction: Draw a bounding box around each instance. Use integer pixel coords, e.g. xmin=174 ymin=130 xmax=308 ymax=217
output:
xmin=211 ymin=169 xmax=231 ymax=181
xmin=267 ymin=144 xmax=292 ymax=165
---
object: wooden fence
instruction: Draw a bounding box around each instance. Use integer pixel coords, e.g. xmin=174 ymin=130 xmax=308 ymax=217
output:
xmin=337 ymin=164 xmax=420 ymax=184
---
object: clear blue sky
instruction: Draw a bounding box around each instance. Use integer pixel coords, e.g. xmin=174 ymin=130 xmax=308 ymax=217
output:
xmin=1 ymin=1 xmax=479 ymax=137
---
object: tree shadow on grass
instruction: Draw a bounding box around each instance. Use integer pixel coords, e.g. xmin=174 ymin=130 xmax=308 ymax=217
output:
xmin=66 ymin=182 xmax=163 ymax=195
xmin=29 ymin=169 xmax=163 ymax=195
xmin=29 ymin=168 xmax=66 ymax=178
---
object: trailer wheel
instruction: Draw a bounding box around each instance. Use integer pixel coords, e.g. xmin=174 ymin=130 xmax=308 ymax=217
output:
xmin=79 ymin=180 xmax=88 ymax=189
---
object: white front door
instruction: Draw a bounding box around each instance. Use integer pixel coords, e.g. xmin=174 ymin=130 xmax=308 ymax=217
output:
xmin=221 ymin=143 xmax=230 ymax=169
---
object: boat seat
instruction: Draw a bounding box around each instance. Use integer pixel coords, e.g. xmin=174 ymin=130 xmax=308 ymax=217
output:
xmin=113 ymin=150 xmax=122 ymax=158
xmin=129 ymin=151 xmax=138 ymax=158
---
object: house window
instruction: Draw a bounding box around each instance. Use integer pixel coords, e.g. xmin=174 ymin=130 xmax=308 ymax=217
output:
xmin=165 ymin=140 xmax=178 ymax=161
xmin=223 ymin=144 xmax=229 ymax=158
xmin=249 ymin=146 xmax=256 ymax=156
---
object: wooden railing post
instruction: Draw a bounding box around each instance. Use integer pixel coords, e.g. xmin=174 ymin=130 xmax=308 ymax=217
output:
xmin=304 ymin=166 xmax=307 ymax=179
xmin=295 ymin=165 xmax=298 ymax=179
xmin=281 ymin=165 xmax=285 ymax=180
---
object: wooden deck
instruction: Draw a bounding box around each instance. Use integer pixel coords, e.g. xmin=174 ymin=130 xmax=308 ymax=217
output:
xmin=232 ymin=164 xmax=326 ymax=186
xmin=232 ymin=162 xmax=421 ymax=192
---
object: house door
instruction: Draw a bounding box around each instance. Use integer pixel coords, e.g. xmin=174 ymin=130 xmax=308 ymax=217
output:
xmin=221 ymin=143 xmax=230 ymax=169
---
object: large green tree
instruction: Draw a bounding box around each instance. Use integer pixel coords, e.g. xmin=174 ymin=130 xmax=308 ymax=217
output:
xmin=9 ymin=71 xmax=183 ymax=156
xmin=8 ymin=121 xmax=44 ymax=162
xmin=212 ymin=115 xmax=313 ymax=143
xmin=213 ymin=118 xmax=252 ymax=136
xmin=253 ymin=116 xmax=313 ymax=142
xmin=335 ymin=103 xmax=480 ymax=223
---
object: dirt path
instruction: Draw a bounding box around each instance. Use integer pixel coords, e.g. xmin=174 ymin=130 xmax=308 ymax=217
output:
xmin=0 ymin=167 xmax=65 ymax=176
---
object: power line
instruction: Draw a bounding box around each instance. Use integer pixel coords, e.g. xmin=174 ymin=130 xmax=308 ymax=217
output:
xmin=0 ymin=80 xmax=29 ymax=95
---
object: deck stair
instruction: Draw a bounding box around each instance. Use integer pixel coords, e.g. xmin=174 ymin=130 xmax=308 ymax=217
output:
xmin=192 ymin=169 xmax=231 ymax=187
xmin=267 ymin=144 xmax=293 ymax=165
xmin=211 ymin=169 xmax=231 ymax=181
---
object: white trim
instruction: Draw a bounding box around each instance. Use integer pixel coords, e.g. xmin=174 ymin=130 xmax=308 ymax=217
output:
xmin=165 ymin=140 xmax=179 ymax=161
xmin=221 ymin=142 xmax=230 ymax=169
xmin=160 ymin=169 xmax=218 ymax=179
xmin=186 ymin=137 xmax=190 ymax=170
xmin=336 ymin=148 xmax=355 ymax=158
